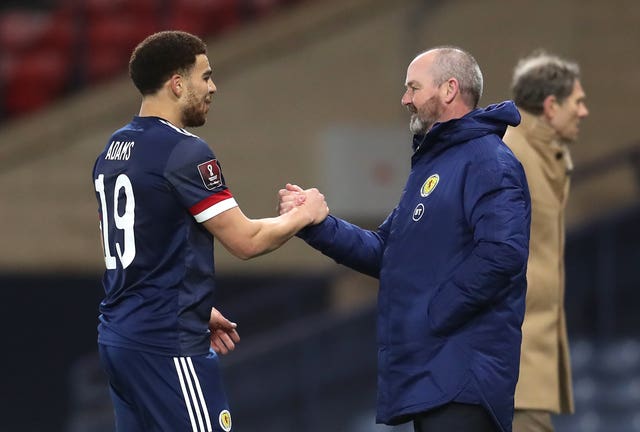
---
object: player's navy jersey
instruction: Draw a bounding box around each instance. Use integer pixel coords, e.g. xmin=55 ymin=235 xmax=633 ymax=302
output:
xmin=92 ymin=116 xmax=237 ymax=356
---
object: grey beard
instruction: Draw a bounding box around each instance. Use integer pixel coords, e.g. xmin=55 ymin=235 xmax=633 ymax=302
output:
xmin=409 ymin=115 xmax=429 ymax=135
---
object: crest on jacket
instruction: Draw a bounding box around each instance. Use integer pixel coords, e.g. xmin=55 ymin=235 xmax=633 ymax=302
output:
xmin=420 ymin=174 xmax=440 ymax=197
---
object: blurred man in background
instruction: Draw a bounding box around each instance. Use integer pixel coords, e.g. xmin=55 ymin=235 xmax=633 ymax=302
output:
xmin=503 ymin=50 xmax=589 ymax=432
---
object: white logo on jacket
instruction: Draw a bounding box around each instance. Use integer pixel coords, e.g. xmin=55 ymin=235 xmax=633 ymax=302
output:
xmin=412 ymin=203 xmax=425 ymax=221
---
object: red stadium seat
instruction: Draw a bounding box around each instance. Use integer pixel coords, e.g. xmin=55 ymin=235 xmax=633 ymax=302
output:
xmin=0 ymin=0 xmax=304 ymax=121
xmin=0 ymin=10 xmax=49 ymax=53
xmin=166 ymin=0 xmax=240 ymax=37
xmin=84 ymin=0 xmax=158 ymax=22
xmin=1 ymin=49 xmax=69 ymax=116
xmin=0 ymin=9 xmax=72 ymax=54
xmin=85 ymin=15 xmax=157 ymax=83
xmin=76 ymin=0 xmax=160 ymax=84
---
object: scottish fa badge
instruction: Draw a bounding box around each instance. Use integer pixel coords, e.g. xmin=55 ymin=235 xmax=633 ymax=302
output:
xmin=420 ymin=174 xmax=439 ymax=197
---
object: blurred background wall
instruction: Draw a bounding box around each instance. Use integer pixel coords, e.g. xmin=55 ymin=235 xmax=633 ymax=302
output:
xmin=1 ymin=0 xmax=639 ymax=431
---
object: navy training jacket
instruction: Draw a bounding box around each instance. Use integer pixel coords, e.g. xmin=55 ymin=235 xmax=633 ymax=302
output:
xmin=298 ymin=101 xmax=530 ymax=432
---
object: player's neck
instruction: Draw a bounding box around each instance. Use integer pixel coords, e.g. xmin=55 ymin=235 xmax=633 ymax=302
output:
xmin=138 ymin=98 xmax=184 ymax=128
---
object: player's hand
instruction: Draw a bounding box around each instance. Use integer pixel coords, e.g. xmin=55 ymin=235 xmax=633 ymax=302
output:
xmin=208 ymin=307 xmax=240 ymax=355
xmin=278 ymin=183 xmax=329 ymax=225
xmin=278 ymin=183 xmax=306 ymax=214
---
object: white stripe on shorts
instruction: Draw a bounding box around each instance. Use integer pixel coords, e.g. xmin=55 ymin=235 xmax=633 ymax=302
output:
xmin=173 ymin=357 xmax=212 ymax=432
xmin=187 ymin=357 xmax=213 ymax=431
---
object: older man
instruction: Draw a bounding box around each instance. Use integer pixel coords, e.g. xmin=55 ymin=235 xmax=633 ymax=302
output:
xmin=280 ymin=47 xmax=531 ymax=432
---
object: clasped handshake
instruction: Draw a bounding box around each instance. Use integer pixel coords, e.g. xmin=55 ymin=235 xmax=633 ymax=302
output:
xmin=278 ymin=183 xmax=329 ymax=226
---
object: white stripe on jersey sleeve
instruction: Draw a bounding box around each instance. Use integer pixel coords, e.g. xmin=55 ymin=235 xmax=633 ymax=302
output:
xmin=193 ymin=198 xmax=238 ymax=223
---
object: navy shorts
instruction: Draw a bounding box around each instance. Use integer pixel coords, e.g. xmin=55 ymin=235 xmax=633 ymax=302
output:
xmin=98 ymin=344 xmax=232 ymax=432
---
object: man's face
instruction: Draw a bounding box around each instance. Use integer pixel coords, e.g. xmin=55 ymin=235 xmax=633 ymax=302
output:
xmin=401 ymin=53 xmax=446 ymax=135
xmin=181 ymin=54 xmax=216 ymax=128
xmin=549 ymin=79 xmax=589 ymax=142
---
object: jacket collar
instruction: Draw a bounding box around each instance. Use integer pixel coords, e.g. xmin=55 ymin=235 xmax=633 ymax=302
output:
xmin=517 ymin=110 xmax=573 ymax=173
xmin=412 ymin=101 xmax=521 ymax=158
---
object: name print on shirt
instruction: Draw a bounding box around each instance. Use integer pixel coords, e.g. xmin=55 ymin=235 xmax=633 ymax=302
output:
xmin=105 ymin=141 xmax=135 ymax=161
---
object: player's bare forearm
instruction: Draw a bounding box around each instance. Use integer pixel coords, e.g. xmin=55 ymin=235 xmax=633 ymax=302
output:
xmin=203 ymin=191 xmax=328 ymax=260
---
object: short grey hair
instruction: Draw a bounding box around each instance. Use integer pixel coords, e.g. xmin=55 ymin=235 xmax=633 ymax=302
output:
xmin=511 ymin=50 xmax=581 ymax=115
xmin=427 ymin=46 xmax=484 ymax=108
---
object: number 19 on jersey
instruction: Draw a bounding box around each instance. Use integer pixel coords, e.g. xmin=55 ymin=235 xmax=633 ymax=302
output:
xmin=94 ymin=173 xmax=137 ymax=269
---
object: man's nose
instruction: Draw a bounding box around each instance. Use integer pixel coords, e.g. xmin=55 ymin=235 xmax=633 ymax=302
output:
xmin=579 ymin=104 xmax=589 ymax=118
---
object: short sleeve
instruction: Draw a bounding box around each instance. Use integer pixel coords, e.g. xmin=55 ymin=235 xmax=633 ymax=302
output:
xmin=165 ymin=137 xmax=238 ymax=223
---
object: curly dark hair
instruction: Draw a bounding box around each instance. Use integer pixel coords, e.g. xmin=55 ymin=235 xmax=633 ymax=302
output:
xmin=129 ymin=31 xmax=207 ymax=96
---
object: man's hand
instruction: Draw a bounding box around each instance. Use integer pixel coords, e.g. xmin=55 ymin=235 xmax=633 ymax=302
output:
xmin=278 ymin=183 xmax=329 ymax=225
xmin=209 ymin=307 xmax=240 ymax=355
xmin=278 ymin=183 xmax=306 ymax=214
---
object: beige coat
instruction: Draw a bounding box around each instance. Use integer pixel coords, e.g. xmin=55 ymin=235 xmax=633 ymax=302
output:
xmin=503 ymin=110 xmax=574 ymax=414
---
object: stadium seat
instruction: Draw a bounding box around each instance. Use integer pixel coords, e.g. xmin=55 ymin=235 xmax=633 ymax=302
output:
xmin=1 ymin=49 xmax=69 ymax=116
xmin=0 ymin=0 xmax=305 ymax=121
xmin=0 ymin=8 xmax=74 ymax=53
xmin=76 ymin=0 xmax=158 ymax=84
xmin=166 ymin=0 xmax=240 ymax=37
xmin=598 ymin=411 xmax=640 ymax=432
xmin=84 ymin=16 xmax=157 ymax=83
xmin=84 ymin=0 xmax=158 ymax=22
xmin=570 ymin=338 xmax=596 ymax=379
xmin=0 ymin=10 xmax=53 ymax=53
xmin=553 ymin=410 xmax=602 ymax=432
xmin=598 ymin=376 xmax=640 ymax=413
xmin=564 ymin=338 xmax=640 ymax=432
xmin=572 ymin=376 xmax=599 ymax=409
xmin=595 ymin=338 xmax=640 ymax=378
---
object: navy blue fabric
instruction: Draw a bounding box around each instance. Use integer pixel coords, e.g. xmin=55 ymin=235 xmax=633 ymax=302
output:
xmin=413 ymin=402 xmax=497 ymax=432
xmin=298 ymin=101 xmax=530 ymax=432
xmin=99 ymin=344 xmax=232 ymax=431
xmin=92 ymin=116 xmax=233 ymax=356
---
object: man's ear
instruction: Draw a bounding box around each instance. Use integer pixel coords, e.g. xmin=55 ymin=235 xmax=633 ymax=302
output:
xmin=442 ymin=78 xmax=459 ymax=104
xmin=542 ymin=94 xmax=557 ymax=120
xmin=169 ymin=74 xmax=183 ymax=98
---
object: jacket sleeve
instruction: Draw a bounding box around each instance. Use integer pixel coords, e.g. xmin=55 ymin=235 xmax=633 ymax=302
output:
xmin=428 ymin=154 xmax=531 ymax=334
xmin=296 ymin=209 xmax=396 ymax=278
